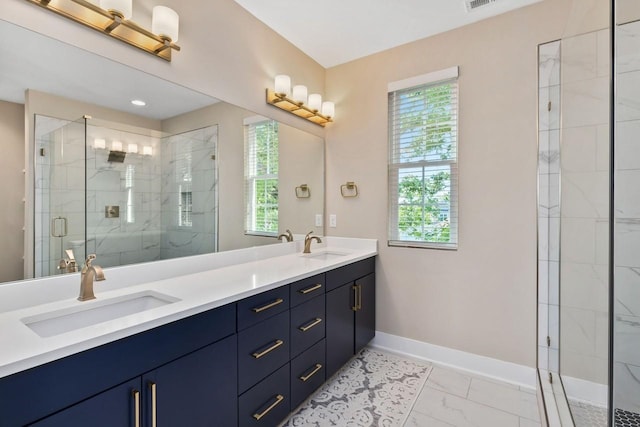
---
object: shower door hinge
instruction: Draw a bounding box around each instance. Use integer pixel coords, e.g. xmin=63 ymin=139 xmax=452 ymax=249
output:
xmin=546 ymin=336 xmax=551 ymax=347
xmin=548 ymin=101 xmax=552 ymax=112
xmin=548 ymin=372 xmax=553 ymax=383
xmin=40 ymin=148 xmax=45 ymax=157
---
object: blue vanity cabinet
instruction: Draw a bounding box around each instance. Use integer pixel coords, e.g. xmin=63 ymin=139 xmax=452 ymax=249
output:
xmin=30 ymin=335 xmax=237 ymax=427
xmin=325 ymin=257 xmax=376 ymax=378
xmin=2 ymin=303 xmax=237 ymax=426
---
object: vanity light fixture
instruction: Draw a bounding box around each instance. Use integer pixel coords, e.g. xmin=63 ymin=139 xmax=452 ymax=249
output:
xmin=25 ymin=0 xmax=181 ymax=61
xmin=127 ymin=143 xmax=138 ymax=154
xmin=142 ymin=146 xmax=153 ymax=156
xmin=266 ymin=75 xmax=334 ymax=127
xmin=93 ymin=138 xmax=106 ymax=150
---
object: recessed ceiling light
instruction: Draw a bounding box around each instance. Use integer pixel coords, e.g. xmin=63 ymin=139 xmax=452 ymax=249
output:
xmin=131 ymin=99 xmax=146 ymax=106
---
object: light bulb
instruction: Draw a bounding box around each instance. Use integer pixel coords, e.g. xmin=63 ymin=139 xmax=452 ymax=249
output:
xmin=292 ymin=85 xmax=308 ymax=104
xmin=321 ymin=102 xmax=335 ymax=118
xmin=143 ymin=146 xmax=153 ymax=156
xmin=111 ymin=141 xmax=123 ymax=152
xmin=128 ymin=143 xmax=138 ymax=154
xmin=152 ymin=6 xmax=179 ymax=42
xmin=100 ymin=0 xmax=132 ymax=19
xmin=94 ymin=138 xmax=106 ymax=150
xmin=274 ymin=75 xmax=291 ymax=97
xmin=308 ymin=94 xmax=322 ymax=112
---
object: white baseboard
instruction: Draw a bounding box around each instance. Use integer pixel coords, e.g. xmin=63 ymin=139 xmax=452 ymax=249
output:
xmin=561 ymin=375 xmax=608 ymax=407
xmin=370 ymin=331 xmax=537 ymax=389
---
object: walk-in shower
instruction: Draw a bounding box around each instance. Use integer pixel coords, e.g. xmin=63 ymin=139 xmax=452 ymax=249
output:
xmin=537 ymin=0 xmax=640 ymax=425
xmin=32 ymin=115 xmax=218 ymax=278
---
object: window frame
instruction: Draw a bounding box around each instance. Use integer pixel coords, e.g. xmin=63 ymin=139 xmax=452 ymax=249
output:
xmin=244 ymin=116 xmax=279 ymax=237
xmin=387 ymin=66 xmax=459 ymax=250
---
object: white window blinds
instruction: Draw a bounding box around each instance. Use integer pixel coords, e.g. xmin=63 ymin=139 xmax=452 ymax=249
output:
xmin=244 ymin=118 xmax=279 ymax=235
xmin=388 ymin=67 xmax=459 ymax=249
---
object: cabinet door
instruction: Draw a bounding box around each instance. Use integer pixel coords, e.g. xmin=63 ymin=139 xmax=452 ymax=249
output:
xmin=325 ymin=282 xmax=355 ymax=378
xmin=355 ymin=273 xmax=376 ymax=353
xmin=142 ymin=335 xmax=237 ymax=427
xmin=29 ymin=378 xmax=141 ymax=427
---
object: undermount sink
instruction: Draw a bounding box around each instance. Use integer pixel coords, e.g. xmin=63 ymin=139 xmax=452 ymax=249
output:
xmin=22 ymin=291 xmax=180 ymax=338
xmin=302 ymin=251 xmax=350 ymax=261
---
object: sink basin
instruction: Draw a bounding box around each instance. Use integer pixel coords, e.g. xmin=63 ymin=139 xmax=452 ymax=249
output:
xmin=22 ymin=291 xmax=180 ymax=338
xmin=302 ymin=251 xmax=350 ymax=261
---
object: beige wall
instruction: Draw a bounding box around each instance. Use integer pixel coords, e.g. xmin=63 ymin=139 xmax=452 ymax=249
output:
xmin=324 ymin=0 xmax=572 ymax=367
xmin=0 ymin=100 xmax=25 ymax=282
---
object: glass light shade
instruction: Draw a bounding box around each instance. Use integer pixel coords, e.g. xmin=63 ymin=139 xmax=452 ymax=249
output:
xmin=100 ymin=0 xmax=132 ymax=19
xmin=128 ymin=143 xmax=138 ymax=154
xmin=94 ymin=138 xmax=106 ymax=150
xmin=274 ymin=75 xmax=291 ymax=96
xmin=321 ymin=101 xmax=335 ymax=118
xmin=152 ymin=6 xmax=179 ymax=42
xmin=308 ymin=94 xmax=322 ymax=112
xmin=143 ymin=146 xmax=153 ymax=156
xmin=111 ymin=141 xmax=123 ymax=152
xmin=292 ymin=85 xmax=308 ymax=104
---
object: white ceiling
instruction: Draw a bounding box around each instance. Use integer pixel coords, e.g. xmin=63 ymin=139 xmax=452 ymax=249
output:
xmin=0 ymin=20 xmax=217 ymax=120
xmin=233 ymin=0 xmax=542 ymax=68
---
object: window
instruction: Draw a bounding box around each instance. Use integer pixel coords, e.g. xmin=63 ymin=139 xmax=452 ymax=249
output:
xmin=388 ymin=67 xmax=459 ymax=249
xmin=244 ymin=117 xmax=278 ymax=235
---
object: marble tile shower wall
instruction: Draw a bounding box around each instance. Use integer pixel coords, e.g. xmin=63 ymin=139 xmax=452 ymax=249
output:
xmin=85 ymin=126 xmax=162 ymax=268
xmin=560 ymin=27 xmax=610 ymax=391
xmin=614 ymin=20 xmax=640 ymax=416
xmin=538 ymin=40 xmax=561 ymax=374
xmin=160 ymin=125 xmax=217 ymax=260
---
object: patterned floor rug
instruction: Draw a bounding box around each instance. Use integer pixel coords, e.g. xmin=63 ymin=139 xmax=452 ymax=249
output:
xmin=283 ymin=348 xmax=432 ymax=427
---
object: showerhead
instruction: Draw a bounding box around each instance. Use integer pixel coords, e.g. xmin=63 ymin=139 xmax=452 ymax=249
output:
xmin=108 ymin=150 xmax=126 ymax=163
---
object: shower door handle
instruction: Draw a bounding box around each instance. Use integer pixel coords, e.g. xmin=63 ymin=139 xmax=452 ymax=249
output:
xmin=51 ymin=216 xmax=68 ymax=237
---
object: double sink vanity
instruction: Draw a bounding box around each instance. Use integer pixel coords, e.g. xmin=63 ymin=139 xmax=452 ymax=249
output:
xmin=0 ymin=237 xmax=377 ymax=426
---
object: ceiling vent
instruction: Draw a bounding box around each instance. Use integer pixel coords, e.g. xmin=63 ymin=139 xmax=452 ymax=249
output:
xmin=464 ymin=0 xmax=499 ymax=12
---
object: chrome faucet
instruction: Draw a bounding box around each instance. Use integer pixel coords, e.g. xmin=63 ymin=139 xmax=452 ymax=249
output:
xmin=278 ymin=229 xmax=294 ymax=242
xmin=78 ymin=254 xmax=105 ymax=301
xmin=303 ymin=231 xmax=322 ymax=254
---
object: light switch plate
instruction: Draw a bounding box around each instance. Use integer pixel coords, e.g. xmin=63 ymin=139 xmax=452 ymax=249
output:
xmin=315 ymin=214 xmax=323 ymax=227
xmin=329 ymin=214 xmax=337 ymax=228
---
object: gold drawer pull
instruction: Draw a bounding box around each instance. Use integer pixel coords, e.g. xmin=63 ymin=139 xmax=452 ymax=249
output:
xmin=299 ymin=283 xmax=322 ymax=294
xmin=252 ymin=339 xmax=284 ymax=359
xmin=149 ymin=382 xmax=157 ymax=427
xmin=352 ymin=285 xmax=358 ymax=311
xmin=132 ymin=390 xmax=140 ymax=427
xmin=252 ymin=298 xmax=284 ymax=313
xmin=300 ymin=363 xmax=323 ymax=382
xmin=253 ymin=394 xmax=284 ymax=420
xmin=299 ymin=317 xmax=322 ymax=332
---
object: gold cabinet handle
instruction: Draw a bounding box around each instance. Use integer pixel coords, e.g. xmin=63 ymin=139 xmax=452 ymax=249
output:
xmin=357 ymin=284 xmax=362 ymax=310
xmin=299 ymin=283 xmax=322 ymax=294
xmin=149 ymin=381 xmax=157 ymax=427
xmin=132 ymin=390 xmax=140 ymax=427
xmin=252 ymin=298 xmax=284 ymax=313
xmin=252 ymin=339 xmax=284 ymax=359
xmin=252 ymin=394 xmax=284 ymax=420
xmin=299 ymin=317 xmax=322 ymax=332
xmin=299 ymin=363 xmax=323 ymax=382
xmin=352 ymin=285 xmax=358 ymax=311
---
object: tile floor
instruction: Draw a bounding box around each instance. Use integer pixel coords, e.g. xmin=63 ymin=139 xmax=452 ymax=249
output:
xmin=404 ymin=363 xmax=541 ymax=427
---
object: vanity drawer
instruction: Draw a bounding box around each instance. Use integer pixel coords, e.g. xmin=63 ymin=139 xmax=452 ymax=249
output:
xmin=238 ymin=310 xmax=290 ymax=394
xmin=237 ymin=285 xmax=289 ymax=331
xmin=290 ymin=294 xmax=325 ymax=358
xmin=291 ymin=339 xmax=325 ymax=410
xmin=289 ymin=273 xmax=325 ymax=307
xmin=238 ymin=363 xmax=290 ymax=427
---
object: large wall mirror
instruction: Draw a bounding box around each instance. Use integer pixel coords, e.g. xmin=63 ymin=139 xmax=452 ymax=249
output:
xmin=0 ymin=19 xmax=324 ymax=283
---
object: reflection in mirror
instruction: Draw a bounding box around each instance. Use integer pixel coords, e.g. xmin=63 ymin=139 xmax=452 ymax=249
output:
xmin=0 ymin=19 xmax=324 ymax=283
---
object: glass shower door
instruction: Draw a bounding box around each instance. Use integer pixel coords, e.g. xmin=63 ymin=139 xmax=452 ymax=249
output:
xmin=34 ymin=115 xmax=87 ymax=277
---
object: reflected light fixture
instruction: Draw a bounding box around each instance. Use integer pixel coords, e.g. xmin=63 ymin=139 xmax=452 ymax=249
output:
xmin=266 ymin=75 xmax=334 ymax=127
xmin=143 ymin=146 xmax=153 ymax=156
xmin=128 ymin=143 xmax=138 ymax=154
xmin=93 ymin=138 xmax=106 ymax=150
xmin=131 ymin=99 xmax=146 ymax=106
xmin=25 ymin=0 xmax=181 ymax=61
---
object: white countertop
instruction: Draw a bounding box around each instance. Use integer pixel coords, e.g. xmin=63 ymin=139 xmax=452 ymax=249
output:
xmin=0 ymin=237 xmax=377 ymax=379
